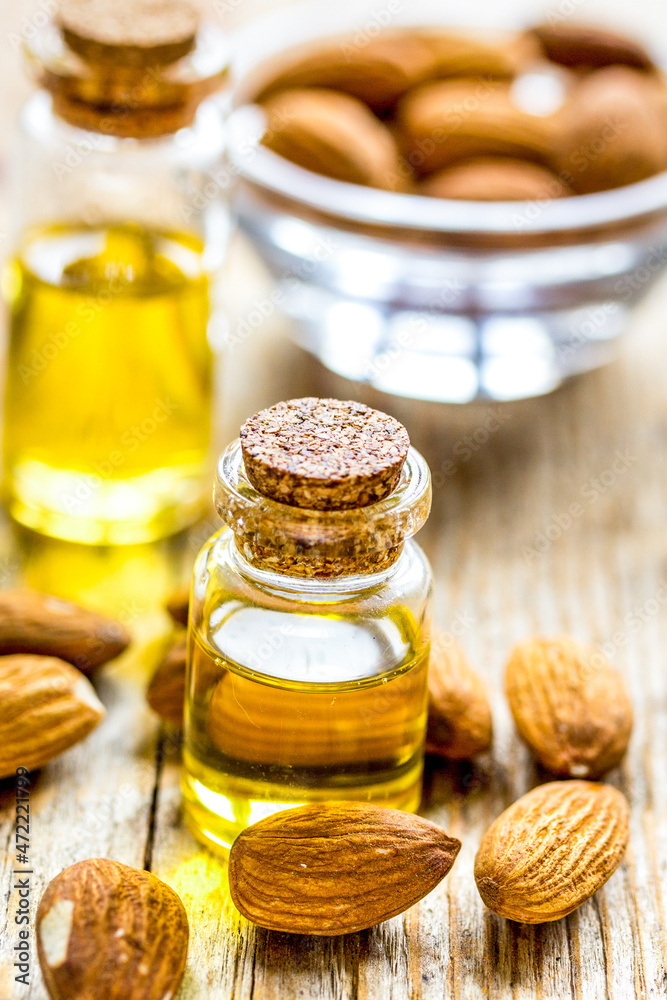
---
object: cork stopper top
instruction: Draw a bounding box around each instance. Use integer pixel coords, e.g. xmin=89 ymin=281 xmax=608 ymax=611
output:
xmin=25 ymin=0 xmax=228 ymax=139
xmin=58 ymin=0 xmax=200 ymax=67
xmin=215 ymin=439 xmax=431 ymax=579
xmin=239 ymin=398 xmax=410 ymax=512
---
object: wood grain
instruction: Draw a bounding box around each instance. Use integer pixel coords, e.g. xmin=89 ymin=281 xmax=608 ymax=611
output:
xmin=0 ymin=170 xmax=661 ymax=1000
xmin=2 ymin=236 xmax=667 ymax=997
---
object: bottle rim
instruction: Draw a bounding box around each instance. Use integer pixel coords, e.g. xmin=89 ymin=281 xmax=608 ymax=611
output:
xmin=215 ymin=439 xmax=432 ymax=576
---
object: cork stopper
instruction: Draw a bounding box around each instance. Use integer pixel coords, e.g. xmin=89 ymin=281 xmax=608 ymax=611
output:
xmin=57 ymin=0 xmax=200 ymax=68
xmin=240 ymin=399 xmax=410 ymax=512
xmin=215 ymin=440 xmax=431 ymax=579
xmin=25 ymin=1 xmax=228 ymax=138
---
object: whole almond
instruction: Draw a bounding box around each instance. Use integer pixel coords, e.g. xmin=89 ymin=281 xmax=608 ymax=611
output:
xmin=421 ymin=157 xmax=572 ymax=201
xmin=530 ymin=21 xmax=654 ymax=72
xmin=37 ymin=858 xmax=189 ymax=1000
xmin=262 ymin=87 xmax=406 ymax=189
xmin=426 ymin=630 xmax=492 ymax=759
xmin=506 ymin=636 xmax=633 ymax=778
xmin=0 ymin=590 xmax=130 ymax=675
xmin=229 ymin=802 xmax=461 ymax=935
xmin=0 ymin=655 xmax=105 ymax=778
xmin=553 ymin=66 xmax=667 ymax=193
xmin=255 ymin=30 xmax=539 ymax=114
xmin=397 ymin=78 xmax=556 ymax=175
xmin=475 ymin=780 xmax=629 ymax=922
xmin=146 ymin=636 xmax=186 ymax=726
xmin=165 ymin=584 xmax=189 ymax=626
xmin=420 ymin=29 xmax=541 ymax=82
xmin=255 ymin=32 xmax=441 ymax=112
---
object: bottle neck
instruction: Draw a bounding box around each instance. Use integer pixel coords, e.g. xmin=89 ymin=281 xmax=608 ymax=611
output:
xmin=227 ymin=532 xmax=405 ymax=597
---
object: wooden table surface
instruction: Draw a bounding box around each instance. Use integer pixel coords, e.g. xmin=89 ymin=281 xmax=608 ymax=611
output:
xmin=1 ymin=230 xmax=667 ymax=999
xmin=2 ymin=1 xmax=667 ymax=996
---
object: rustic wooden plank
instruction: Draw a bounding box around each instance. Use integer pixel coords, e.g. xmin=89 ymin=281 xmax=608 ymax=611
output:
xmin=0 ymin=533 xmax=188 ymax=999
xmin=4 ymin=203 xmax=667 ymax=1000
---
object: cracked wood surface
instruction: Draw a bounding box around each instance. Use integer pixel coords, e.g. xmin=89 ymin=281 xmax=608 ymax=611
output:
xmin=1 ymin=234 xmax=667 ymax=998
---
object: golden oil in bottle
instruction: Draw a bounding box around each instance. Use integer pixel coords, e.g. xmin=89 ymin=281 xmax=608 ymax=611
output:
xmin=182 ymin=404 xmax=433 ymax=853
xmin=2 ymin=222 xmax=214 ymax=544
xmin=182 ymin=596 xmax=430 ymax=852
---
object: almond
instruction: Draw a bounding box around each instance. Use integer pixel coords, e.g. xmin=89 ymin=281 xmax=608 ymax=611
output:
xmin=421 ymin=29 xmax=541 ymax=82
xmin=255 ymin=32 xmax=441 ymax=113
xmin=426 ymin=630 xmax=492 ymax=759
xmin=255 ymin=30 xmax=537 ymax=115
xmin=420 ymin=157 xmax=572 ymax=201
xmin=229 ymin=802 xmax=461 ymax=935
xmin=505 ymin=636 xmax=633 ymax=778
xmin=146 ymin=636 xmax=186 ymax=726
xmin=0 ymin=655 xmax=105 ymax=779
xmin=397 ymin=78 xmax=556 ymax=175
xmin=165 ymin=584 xmax=189 ymax=626
xmin=0 ymin=590 xmax=130 ymax=675
xmin=37 ymin=858 xmax=189 ymax=1000
xmin=474 ymin=780 xmax=629 ymax=922
xmin=530 ymin=21 xmax=654 ymax=72
xmin=261 ymin=87 xmax=406 ymax=190
xmin=553 ymin=66 xmax=667 ymax=193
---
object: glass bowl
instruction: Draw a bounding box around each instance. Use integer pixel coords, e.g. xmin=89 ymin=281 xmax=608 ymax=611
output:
xmin=226 ymin=0 xmax=667 ymax=402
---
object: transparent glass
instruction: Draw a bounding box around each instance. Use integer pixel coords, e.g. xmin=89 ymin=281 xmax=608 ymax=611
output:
xmin=2 ymin=92 xmax=229 ymax=544
xmin=182 ymin=441 xmax=433 ymax=852
xmin=227 ymin=0 xmax=667 ymax=402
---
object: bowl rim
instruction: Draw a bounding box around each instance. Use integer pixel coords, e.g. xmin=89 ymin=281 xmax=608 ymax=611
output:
xmin=226 ymin=0 xmax=667 ymax=239
xmin=227 ymin=105 xmax=667 ymax=238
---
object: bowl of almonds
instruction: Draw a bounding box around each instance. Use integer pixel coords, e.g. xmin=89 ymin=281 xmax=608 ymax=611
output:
xmin=227 ymin=2 xmax=667 ymax=402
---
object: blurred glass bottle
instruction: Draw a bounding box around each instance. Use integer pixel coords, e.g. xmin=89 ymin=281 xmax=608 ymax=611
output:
xmin=2 ymin=0 xmax=230 ymax=544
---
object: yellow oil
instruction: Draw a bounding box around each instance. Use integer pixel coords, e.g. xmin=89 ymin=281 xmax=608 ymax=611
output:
xmin=2 ymin=222 xmax=214 ymax=544
xmin=182 ymin=608 xmax=429 ymax=852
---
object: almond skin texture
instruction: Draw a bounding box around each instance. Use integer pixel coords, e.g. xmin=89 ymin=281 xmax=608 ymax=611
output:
xmin=255 ymin=30 xmax=538 ymax=114
xmin=420 ymin=157 xmax=572 ymax=201
xmin=0 ymin=655 xmax=105 ymax=779
xmin=0 ymin=590 xmax=130 ymax=675
xmin=474 ymin=780 xmax=629 ymax=923
xmin=530 ymin=21 xmax=654 ymax=72
xmin=37 ymin=858 xmax=189 ymax=1000
xmin=398 ymin=78 xmax=556 ymax=175
xmin=505 ymin=636 xmax=633 ymax=778
xmin=426 ymin=630 xmax=492 ymax=759
xmin=262 ymin=88 xmax=406 ymax=190
xmin=229 ymin=802 xmax=461 ymax=935
xmin=146 ymin=636 xmax=186 ymax=726
xmin=554 ymin=67 xmax=667 ymax=193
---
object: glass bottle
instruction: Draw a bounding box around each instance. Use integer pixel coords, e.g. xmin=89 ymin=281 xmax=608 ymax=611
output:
xmin=2 ymin=3 xmax=229 ymax=544
xmin=182 ymin=399 xmax=433 ymax=852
